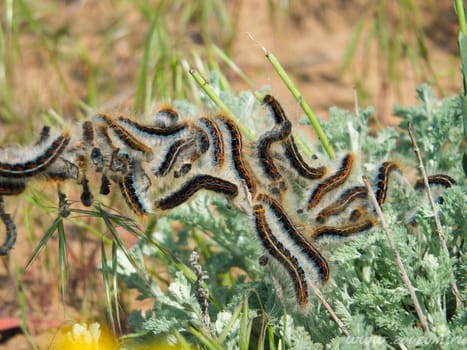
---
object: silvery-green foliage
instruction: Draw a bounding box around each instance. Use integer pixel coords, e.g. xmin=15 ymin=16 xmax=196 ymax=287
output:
xmin=120 ymin=86 xmax=466 ymax=348
xmin=395 ymin=84 xmax=464 ymax=173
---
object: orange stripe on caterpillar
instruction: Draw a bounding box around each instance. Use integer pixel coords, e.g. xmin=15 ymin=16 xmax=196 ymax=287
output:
xmin=0 ymin=131 xmax=71 ymax=178
xmin=307 ymin=153 xmax=354 ymax=210
xmin=414 ymin=174 xmax=456 ymax=190
xmin=153 ymin=106 xmax=179 ymax=128
xmin=349 ymin=207 xmax=366 ymax=222
xmin=0 ymin=182 xmax=26 ymax=196
xmin=117 ymin=115 xmax=188 ymax=138
xmin=312 ymin=217 xmax=377 ymax=241
xmin=262 ymin=94 xmax=326 ymax=180
xmin=0 ymin=197 xmax=17 ymax=256
xmin=155 ymin=174 xmax=238 ymax=210
xmin=375 ymin=161 xmax=401 ymax=206
xmin=316 ymin=186 xmax=368 ymax=224
xmin=94 ymin=114 xmax=152 ymax=156
xmin=257 ymin=192 xmax=330 ymax=283
xmin=95 ymin=124 xmax=117 ymax=151
xmin=199 ymin=117 xmax=225 ymax=168
xmin=283 ymin=139 xmax=327 ymax=180
xmin=253 ymin=203 xmax=308 ymax=307
xmin=217 ymin=116 xmax=256 ymax=195
xmin=263 ymin=94 xmax=288 ymax=123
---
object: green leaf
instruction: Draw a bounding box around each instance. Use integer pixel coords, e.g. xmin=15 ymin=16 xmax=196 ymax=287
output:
xmin=23 ymin=217 xmax=61 ymax=271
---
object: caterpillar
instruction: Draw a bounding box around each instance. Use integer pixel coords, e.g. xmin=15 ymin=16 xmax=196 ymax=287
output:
xmin=0 ymin=95 xmax=454 ymax=309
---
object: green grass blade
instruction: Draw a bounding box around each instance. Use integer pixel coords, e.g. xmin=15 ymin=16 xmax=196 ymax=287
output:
xmin=173 ymin=330 xmax=194 ymax=350
xmin=340 ymin=14 xmax=367 ymax=73
xmin=171 ymin=57 xmax=183 ymax=98
xmin=456 ymin=0 xmax=467 ymax=176
xmin=254 ymin=87 xmax=317 ymax=159
xmin=455 ymin=0 xmax=467 ymax=35
xmin=376 ymin=1 xmax=389 ymax=62
xmin=94 ymin=206 xmax=208 ymax=305
xmin=262 ymin=51 xmax=335 ymax=159
xmin=211 ymin=45 xmax=253 ymax=86
xmin=23 ymin=217 xmax=61 ymax=271
xmin=189 ymin=325 xmax=225 ymax=350
xmin=207 ymin=56 xmax=231 ymax=92
xmin=57 ymin=220 xmax=67 ymax=303
xmin=111 ymin=241 xmax=121 ymax=334
xmin=267 ymin=323 xmax=277 ymax=350
xmin=0 ymin=15 xmax=12 ymax=122
xmin=217 ymin=301 xmax=243 ymax=343
xmin=101 ymin=239 xmax=116 ymax=334
xmin=86 ymin=60 xmax=97 ymax=108
xmin=97 ymin=206 xmax=141 ymax=274
xmin=181 ymin=59 xmax=201 ymax=102
xmin=189 ymin=68 xmax=255 ymax=141
xmin=14 ymin=260 xmax=39 ymax=350
xmin=239 ymin=297 xmax=252 ymax=350
xmin=134 ymin=20 xmax=157 ymax=111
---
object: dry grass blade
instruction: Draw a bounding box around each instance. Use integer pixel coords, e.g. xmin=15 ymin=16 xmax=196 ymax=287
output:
xmin=308 ymin=280 xmax=350 ymax=337
xmin=362 ymin=175 xmax=429 ymax=332
xmin=407 ymin=122 xmax=462 ymax=309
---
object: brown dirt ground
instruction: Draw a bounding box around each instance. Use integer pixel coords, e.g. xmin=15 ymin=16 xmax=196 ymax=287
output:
xmin=0 ymin=0 xmax=461 ymax=348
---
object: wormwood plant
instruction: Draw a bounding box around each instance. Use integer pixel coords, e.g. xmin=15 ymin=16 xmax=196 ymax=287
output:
xmin=115 ymin=82 xmax=466 ymax=350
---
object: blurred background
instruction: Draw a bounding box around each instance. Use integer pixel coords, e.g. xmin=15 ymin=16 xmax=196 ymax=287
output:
xmin=0 ymin=0 xmax=462 ymax=348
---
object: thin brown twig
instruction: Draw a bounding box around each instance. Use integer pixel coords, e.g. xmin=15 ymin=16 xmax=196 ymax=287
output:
xmin=362 ymin=176 xmax=429 ymax=332
xmin=308 ymin=280 xmax=350 ymax=336
xmin=407 ymin=122 xmax=462 ymax=309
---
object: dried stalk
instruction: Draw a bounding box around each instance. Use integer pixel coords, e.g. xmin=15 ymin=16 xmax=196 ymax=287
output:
xmin=362 ymin=176 xmax=429 ymax=332
xmin=309 ymin=280 xmax=350 ymax=336
xmin=407 ymin=123 xmax=462 ymax=309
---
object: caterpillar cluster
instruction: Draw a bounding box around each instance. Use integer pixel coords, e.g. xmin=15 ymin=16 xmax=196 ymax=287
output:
xmin=0 ymin=95 xmax=456 ymax=308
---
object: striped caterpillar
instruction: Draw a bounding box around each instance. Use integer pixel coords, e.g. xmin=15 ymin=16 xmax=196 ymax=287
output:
xmin=0 ymin=95 xmax=455 ymax=309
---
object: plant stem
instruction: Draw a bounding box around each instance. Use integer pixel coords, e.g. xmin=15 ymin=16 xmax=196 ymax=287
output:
xmin=362 ymin=176 xmax=429 ymax=332
xmin=407 ymin=123 xmax=462 ymax=310
xmin=253 ymin=90 xmax=314 ymax=158
xmin=309 ymin=280 xmax=350 ymax=336
xmin=454 ymin=0 xmax=467 ymax=175
xmin=189 ymin=68 xmax=255 ymax=141
xmin=264 ymin=52 xmax=335 ymax=160
xmin=455 ymin=0 xmax=467 ymax=35
xmin=246 ymin=34 xmax=335 ymax=159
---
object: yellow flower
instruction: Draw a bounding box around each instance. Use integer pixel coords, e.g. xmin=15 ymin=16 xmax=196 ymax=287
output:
xmin=50 ymin=322 xmax=118 ymax=350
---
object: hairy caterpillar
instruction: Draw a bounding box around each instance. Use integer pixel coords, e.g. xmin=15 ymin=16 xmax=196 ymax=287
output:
xmin=0 ymin=95 xmax=454 ymax=312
